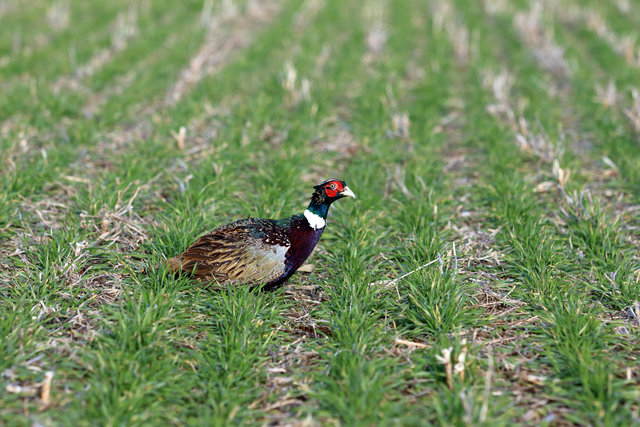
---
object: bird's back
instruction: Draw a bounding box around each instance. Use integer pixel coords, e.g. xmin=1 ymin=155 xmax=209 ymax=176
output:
xmin=167 ymin=217 xmax=293 ymax=286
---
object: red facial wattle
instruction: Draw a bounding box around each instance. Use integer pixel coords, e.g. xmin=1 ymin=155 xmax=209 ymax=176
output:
xmin=324 ymin=181 xmax=343 ymax=198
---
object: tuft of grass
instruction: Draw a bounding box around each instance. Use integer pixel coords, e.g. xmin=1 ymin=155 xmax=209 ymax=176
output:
xmin=312 ymin=353 xmax=405 ymax=425
xmin=398 ymin=267 xmax=477 ymax=338
xmin=9 ymin=227 xmax=92 ymax=305
xmin=85 ymin=288 xmax=189 ymax=425
xmin=562 ymin=195 xmax=640 ymax=309
xmin=192 ymin=287 xmax=284 ymax=424
xmin=538 ymin=295 xmax=633 ymax=424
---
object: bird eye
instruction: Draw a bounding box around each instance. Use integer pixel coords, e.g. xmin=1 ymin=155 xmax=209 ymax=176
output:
xmin=329 ymin=183 xmax=337 ymax=190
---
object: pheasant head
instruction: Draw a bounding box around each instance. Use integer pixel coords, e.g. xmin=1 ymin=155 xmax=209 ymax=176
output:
xmin=304 ymin=179 xmax=356 ymax=230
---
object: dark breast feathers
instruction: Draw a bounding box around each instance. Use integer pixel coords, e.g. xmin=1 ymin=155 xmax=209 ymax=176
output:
xmin=167 ymin=218 xmax=292 ymax=286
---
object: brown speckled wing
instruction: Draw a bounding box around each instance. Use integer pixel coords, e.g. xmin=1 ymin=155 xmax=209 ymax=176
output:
xmin=174 ymin=219 xmax=289 ymax=286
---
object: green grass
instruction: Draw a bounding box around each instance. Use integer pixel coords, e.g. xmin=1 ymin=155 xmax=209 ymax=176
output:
xmin=1 ymin=0 xmax=640 ymax=425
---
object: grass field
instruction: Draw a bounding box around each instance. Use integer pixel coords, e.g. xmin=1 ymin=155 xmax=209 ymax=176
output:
xmin=1 ymin=0 xmax=640 ymax=425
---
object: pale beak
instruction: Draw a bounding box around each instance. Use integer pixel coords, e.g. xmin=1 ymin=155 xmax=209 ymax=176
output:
xmin=340 ymin=186 xmax=356 ymax=199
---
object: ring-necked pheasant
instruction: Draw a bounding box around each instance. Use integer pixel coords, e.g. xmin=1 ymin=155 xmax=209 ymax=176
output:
xmin=166 ymin=179 xmax=355 ymax=290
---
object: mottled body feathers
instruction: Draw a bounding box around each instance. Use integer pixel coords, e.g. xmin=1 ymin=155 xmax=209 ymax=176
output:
xmin=170 ymin=218 xmax=290 ymax=285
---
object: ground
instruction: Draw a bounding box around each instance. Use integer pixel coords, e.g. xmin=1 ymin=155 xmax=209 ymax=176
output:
xmin=1 ymin=0 xmax=640 ymax=425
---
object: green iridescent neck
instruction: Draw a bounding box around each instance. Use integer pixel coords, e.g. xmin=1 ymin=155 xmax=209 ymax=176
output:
xmin=307 ymin=201 xmax=329 ymax=218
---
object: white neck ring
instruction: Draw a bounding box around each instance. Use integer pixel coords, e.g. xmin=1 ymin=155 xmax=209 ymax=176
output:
xmin=304 ymin=209 xmax=326 ymax=230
